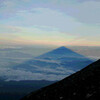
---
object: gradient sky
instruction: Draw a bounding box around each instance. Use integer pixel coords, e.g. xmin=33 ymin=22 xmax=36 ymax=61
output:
xmin=0 ymin=0 xmax=100 ymax=46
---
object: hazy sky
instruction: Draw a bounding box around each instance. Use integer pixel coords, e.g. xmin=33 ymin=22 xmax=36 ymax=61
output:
xmin=0 ymin=0 xmax=100 ymax=46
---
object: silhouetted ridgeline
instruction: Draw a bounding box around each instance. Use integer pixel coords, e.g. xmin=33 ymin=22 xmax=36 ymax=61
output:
xmin=21 ymin=59 xmax=100 ymax=100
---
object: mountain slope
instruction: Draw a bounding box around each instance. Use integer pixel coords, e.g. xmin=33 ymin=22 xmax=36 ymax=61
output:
xmin=21 ymin=59 xmax=100 ymax=100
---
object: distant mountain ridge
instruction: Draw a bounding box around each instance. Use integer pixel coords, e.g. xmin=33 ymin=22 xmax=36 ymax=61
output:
xmin=0 ymin=80 xmax=55 ymax=100
xmin=21 ymin=59 xmax=100 ymax=100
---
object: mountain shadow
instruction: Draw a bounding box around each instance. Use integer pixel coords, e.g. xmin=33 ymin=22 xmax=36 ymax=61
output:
xmin=36 ymin=46 xmax=91 ymax=60
xmin=21 ymin=59 xmax=100 ymax=100
xmin=12 ymin=46 xmax=93 ymax=81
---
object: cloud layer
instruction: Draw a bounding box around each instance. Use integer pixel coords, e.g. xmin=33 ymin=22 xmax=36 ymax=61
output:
xmin=0 ymin=67 xmax=70 ymax=81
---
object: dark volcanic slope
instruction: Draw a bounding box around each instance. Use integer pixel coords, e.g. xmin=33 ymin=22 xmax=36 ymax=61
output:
xmin=21 ymin=60 xmax=100 ymax=100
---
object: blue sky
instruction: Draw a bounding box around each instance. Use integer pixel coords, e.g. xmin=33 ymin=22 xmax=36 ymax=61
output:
xmin=0 ymin=0 xmax=100 ymax=46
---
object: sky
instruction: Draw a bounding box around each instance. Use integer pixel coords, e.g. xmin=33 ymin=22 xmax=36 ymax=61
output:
xmin=0 ymin=0 xmax=100 ymax=46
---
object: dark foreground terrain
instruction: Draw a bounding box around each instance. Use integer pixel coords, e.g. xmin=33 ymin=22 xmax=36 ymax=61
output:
xmin=21 ymin=59 xmax=100 ymax=100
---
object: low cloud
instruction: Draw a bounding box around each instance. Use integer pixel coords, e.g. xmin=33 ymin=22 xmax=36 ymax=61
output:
xmin=0 ymin=67 xmax=72 ymax=81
